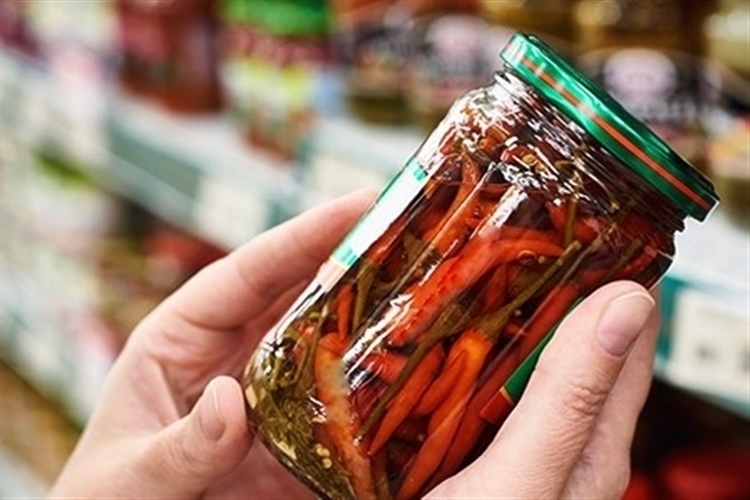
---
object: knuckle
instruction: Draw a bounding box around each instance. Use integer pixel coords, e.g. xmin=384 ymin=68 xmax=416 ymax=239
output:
xmin=559 ymin=379 xmax=610 ymax=419
xmin=151 ymin=426 xmax=209 ymax=479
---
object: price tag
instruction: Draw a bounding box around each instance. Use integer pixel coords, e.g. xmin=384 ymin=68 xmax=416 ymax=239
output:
xmin=309 ymin=151 xmax=390 ymax=201
xmin=667 ymin=288 xmax=749 ymax=401
xmin=193 ymin=174 xmax=269 ymax=249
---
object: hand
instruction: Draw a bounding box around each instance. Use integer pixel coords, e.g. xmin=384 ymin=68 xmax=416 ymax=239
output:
xmin=49 ymin=190 xmax=375 ymax=499
xmin=50 ymin=189 xmax=658 ymax=500
xmin=428 ymin=281 xmax=658 ymax=499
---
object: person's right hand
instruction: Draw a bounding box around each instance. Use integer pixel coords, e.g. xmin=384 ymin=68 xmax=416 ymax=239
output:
xmin=428 ymin=280 xmax=658 ymax=499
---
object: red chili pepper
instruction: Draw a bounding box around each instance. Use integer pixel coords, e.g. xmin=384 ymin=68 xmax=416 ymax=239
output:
xmin=432 ymin=278 xmax=581 ymax=485
xmin=352 ymin=379 xmax=387 ymax=422
xmin=363 ymin=351 xmax=408 ymax=384
xmin=497 ymin=225 xmax=562 ymax=245
xmin=386 ymin=237 xmax=562 ymax=347
xmin=337 ymin=282 xmax=354 ymax=342
xmin=424 ymin=155 xmax=483 ymax=257
xmin=314 ymin=334 xmax=377 ymax=499
xmin=479 ymin=264 xmax=508 ymax=313
xmin=397 ymin=328 xmax=494 ymax=499
xmin=430 ymin=347 xmax=521 ymax=487
xmin=479 ymin=283 xmax=579 ymax=424
xmin=367 ymin=214 xmax=411 ymax=265
xmin=413 ymin=349 xmax=469 ymax=417
xmin=368 ymin=345 xmax=444 ymax=455
xmin=547 ymin=201 xmax=602 ymax=244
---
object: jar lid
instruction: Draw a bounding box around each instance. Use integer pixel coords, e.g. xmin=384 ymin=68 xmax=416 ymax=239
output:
xmin=500 ymin=33 xmax=719 ymax=221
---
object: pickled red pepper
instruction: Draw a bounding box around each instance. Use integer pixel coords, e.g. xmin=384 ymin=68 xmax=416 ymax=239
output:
xmin=243 ymin=34 xmax=718 ymax=500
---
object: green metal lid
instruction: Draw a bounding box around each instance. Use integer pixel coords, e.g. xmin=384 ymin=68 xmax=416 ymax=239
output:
xmin=500 ymin=33 xmax=719 ymax=221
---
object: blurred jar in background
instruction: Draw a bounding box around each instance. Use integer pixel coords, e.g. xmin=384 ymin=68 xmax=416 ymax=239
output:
xmin=219 ymin=0 xmax=266 ymax=135
xmin=703 ymin=0 xmax=749 ymax=228
xmin=574 ymin=0 xmax=715 ymax=172
xmin=404 ymin=0 xmax=496 ymax=131
xmin=331 ymin=0 xmax=411 ymax=124
xmin=0 ymin=0 xmax=40 ymax=56
xmin=479 ymin=0 xmax=577 ymax=57
xmin=114 ymin=0 xmax=222 ymax=114
xmin=221 ymin=0 xmax=331 ymax=162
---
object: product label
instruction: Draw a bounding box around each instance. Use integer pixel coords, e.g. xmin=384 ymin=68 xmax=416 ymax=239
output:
xmin=315 ymin=157 xmax=428 ymax=292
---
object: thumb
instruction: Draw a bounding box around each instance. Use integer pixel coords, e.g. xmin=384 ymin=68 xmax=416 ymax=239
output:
xmin=141 ymin=376 xmax=253 ymax=497
xmin=434 ymin=281 xmax=655 ymax=499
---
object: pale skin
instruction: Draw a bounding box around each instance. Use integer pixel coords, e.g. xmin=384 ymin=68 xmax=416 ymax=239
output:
xmin=49 ymin=189 xmax=659 ymax=499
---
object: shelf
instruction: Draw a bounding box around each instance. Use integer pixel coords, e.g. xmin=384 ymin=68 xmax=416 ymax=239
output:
xmin=0 ymin=48 xmax=301 ymax=251
xmin=302 ymin=115 xmax=424 ymax=207
xmin=0 ymin=446 xmax=46 ymax=498
xmin=0 ymin=259 xmax=109 ymax=428
xmin=0 ymin=208 xmax=112 ymax=427
xmin=655 ymin=208 xmax=750 ymax=419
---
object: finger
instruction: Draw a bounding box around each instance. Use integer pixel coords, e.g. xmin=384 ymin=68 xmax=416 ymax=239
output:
xmin=138 ymin=376 xmax=253 ymax=497
xmin=594 ymin=290 xmax=660 ymax=452
xmin=163 ymin=189 xmax=375 ymax=330
xmin=560 ymin=303 xmax=660 ymax=499
xmin=433 ymin=281 xmax=655 ymax=499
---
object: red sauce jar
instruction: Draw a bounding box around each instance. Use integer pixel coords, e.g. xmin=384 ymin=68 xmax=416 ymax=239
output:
xmin=114 ymin=0 xmax=222 ymax=113
xmin=242 ymin=34 xmax=718 ymax=500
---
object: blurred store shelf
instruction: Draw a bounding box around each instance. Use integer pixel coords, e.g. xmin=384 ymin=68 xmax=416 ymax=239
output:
xmin=0 ymin=48 xmax=299 ymax=251
xmin=0 ymin=446 xmax=46 ymax=498
xmin=302 ymin=115 xmax=422 ymax=207
xmin=656 ymin=208 xmax=750 ymax=420
xmin=1 ymin=44 xmax=748 ymax=425
xmin=0 ymin=256 xmax=109 ymax=427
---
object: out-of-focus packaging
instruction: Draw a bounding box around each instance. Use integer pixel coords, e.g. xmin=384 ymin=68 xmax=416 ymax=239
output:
xmin=404 ymin=0 xmax=496 ymax=131
xmin=220 ymin=0 xmax=332 ymax=161
xmin=0 ymin=0 xmax=40 ymax=56
xmin=114 ymin=0 xmax=222 ymax=114
xmin=479 ymin=0 xmax=577 ymax=57
xmin=703 ymin=0 xmax=749 ymax=228
xmin=574 ymin=0 xmax=716 ymax=173
xmin=330 ymin=0 xmax=411 ymax=124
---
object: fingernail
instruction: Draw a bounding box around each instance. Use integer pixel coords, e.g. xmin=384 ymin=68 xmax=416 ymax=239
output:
xmin=198 ymin=382 xmax=225 ymax=441
xmin=597 ymin=291 xmax=655 ymax=356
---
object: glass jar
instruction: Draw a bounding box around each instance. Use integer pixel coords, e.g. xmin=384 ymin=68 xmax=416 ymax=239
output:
xmin=242 ymin=34 xmax=717 ymax=500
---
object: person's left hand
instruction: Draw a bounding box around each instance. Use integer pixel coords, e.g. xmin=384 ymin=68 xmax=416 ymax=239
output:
xmin=49 ymin=190 xmax=375 ymax=499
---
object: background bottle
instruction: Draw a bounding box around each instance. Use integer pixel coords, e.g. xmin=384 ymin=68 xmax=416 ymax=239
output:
xmin=573 ymin=0 xmax=716 ymax=172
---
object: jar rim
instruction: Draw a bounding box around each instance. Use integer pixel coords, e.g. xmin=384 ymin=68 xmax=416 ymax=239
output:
xmin=500 ymin=33 xmax=719 ymax=221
